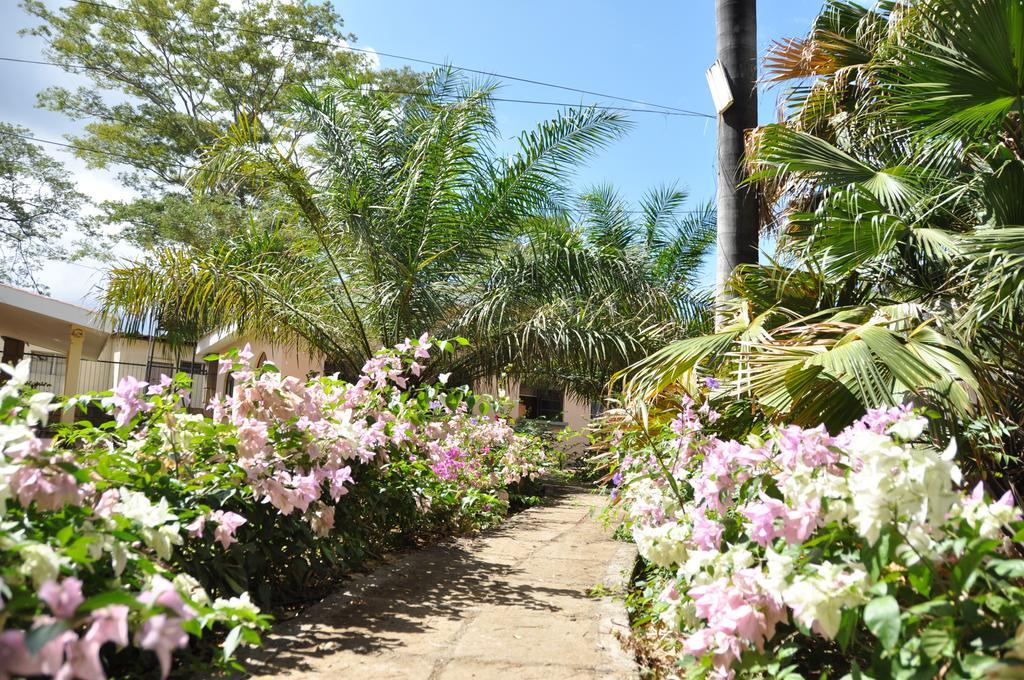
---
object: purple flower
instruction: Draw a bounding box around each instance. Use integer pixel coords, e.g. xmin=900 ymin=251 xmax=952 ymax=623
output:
xmin=102 ymin=375 xmax=151 ymax=427
xmin=611 ymin=471 xmax=624 ymax=487
xmin=703 ymin=376 xmax=721 ymax=390
xmin=147 ymin=374 xmax=173 ymax=396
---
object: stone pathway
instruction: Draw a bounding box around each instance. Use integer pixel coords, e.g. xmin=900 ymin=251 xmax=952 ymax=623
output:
xmin=242 ymin=487 xmax=636 ymax=679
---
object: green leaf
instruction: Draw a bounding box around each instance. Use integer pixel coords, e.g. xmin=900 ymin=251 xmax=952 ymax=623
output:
xmin=907 ymin=561 xmax=933 ymax=597
xmin=908 ymin=599 xmax=955 ymax=617
xmin=223 ymin=625 xmax=243 ymax=661
xmin=953 ymin=538 xmax=1000 ymax=592
xmin=864 ymin=595 xmax=901 ymax=650
xmin=64 ymin=535 xmax=99 ymax=563
xmin=991 ymin=559 xmax=1024 ymax=579
xmin=25 ymin=621 xmax=69 ymax=655
xmin=55 ymin=525 xmax=74 ymax=546
xmin=79 ymin=590 xmax=141 ymax=613
xmin=836 ymin=607 xmax=860 ymax=652
xmin=920 ymin=622 xmax=954 ymax=660
xmin=960 ymin=654 xmax=999 ymax=675
xmin=240 ymin=627 xmax=263 ymax=645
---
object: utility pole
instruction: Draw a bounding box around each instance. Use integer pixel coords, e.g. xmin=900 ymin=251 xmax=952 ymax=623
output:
xmin=714 ymin=0 xmax=759 ymax=324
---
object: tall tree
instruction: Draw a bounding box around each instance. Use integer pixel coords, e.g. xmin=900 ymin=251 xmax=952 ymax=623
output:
xmin=20 ymin=0 xmax=410 ymax=248
xmin=0 ymin=121 xmax=89 ymax=292
xmin=101 ymin=71 xmax=715 ymax=398
xmin=618 ymin=0 xmax=1024 ymax=467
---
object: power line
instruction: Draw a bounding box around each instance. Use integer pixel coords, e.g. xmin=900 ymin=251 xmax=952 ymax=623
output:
xmin=0 ymin=128 xmax=180 ymax=171
xmin=0 ymin=129 xmax=712 ymax=217
xmin=65 ymin=0 xmax=713 ymax=119
xmin=0 ymin=55 xmax=708 ymax=118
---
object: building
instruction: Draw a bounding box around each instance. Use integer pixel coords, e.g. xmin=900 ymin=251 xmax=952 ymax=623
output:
xmin=0 ymin=283 xmax=596 ymax=440
xmin=0 ymin=283 xmax=209 ymax=422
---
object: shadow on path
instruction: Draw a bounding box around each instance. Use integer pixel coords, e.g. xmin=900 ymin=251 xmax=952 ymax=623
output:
xmin=240 ymin=487 xmax=634 ymax=679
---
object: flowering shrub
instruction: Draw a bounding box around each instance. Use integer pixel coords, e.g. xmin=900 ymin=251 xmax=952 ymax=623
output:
xmin=608 ymin=396 xmax=1024 ymax=679
xmin=0 ymin=335 xmax=550 ymax=678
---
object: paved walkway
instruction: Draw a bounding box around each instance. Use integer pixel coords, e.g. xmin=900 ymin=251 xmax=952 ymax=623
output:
xmin=243 ymin=488 xmax=636 ymax=679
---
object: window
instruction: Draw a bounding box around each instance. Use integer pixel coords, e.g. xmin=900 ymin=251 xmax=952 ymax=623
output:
xmin=518 ymin=385 xmax=564 ymax=421
xmin=146 ymin=362 xmax=175 ymax=384
xmin=177 ymin=360 xmax=207 ymax=377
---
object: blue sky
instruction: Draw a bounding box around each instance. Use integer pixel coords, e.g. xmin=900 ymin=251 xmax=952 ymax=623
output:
xmin=336 ymin=0 xmax=822 ymax=204
xmin=0 ymin=0 xmax=823 ymax=304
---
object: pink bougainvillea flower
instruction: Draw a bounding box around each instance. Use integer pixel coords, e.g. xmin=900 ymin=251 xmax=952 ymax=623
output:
xmin=207 ymin=396 xmax=227 ymax=422
xmin=414 ymin=333 xmax=431 ymax=359
xmin=238 ymin=344 xmax=254 ymax=363
xmin=235 ymin=418 xmax=269 ymax=458
xmin=0 ymin=630 xmax=43 ymax=678
xmin=63 ymin=605 xmax=129 ymax=680
xmin=391 ymin=421 xmax=412 ymax=446
xmin=780 ymin=500 xmax=821 ymax=544
xmin=93 ymin=488 xmax=120 ymax=518
xmin=87 ymin=604 xmax=130 ymax=649
xmin=11 ymin=466 xmax=81 ymax=510
xmin=101 ymin=375 xmax=152 ymax=428
xmin=691 ymin=511 xmax=724 ymax=550
xmin=137 ymin=576 xmax=195 ymax=619
xmin=288 ymin=473 xmax=320 ymax=513
xmin=4 ymin=434 xmax=43 ymax=461
xmin=35 ymin=626 xmax=78 ymax=678
xmin=146 ymin=374 xmax=173 ymax=396
xmin=185 ymin=514 xmax=206 ymax=537
xmin=261 ymin=477 xmax=295 ymax=515
xmin=740 ymin=497 xmax=788 ymax=547
xmin=39 ymin=578 xmax=85 ymax=619
xmin=210 ymin=511 xmax=247 ymax=550
xmin=309 ymin=502 xmax=335 ymax=537
xmin=136 ymin=614 xmax=188 ymax=679
xmin=774 ymin=424 xmax=837 ymax=470
xmin=326 ymin=466 xmax=354 ymax=501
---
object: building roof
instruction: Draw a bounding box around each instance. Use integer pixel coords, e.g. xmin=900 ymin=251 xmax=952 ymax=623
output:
xmin=0 ymin=283 xmax=111 ymax=358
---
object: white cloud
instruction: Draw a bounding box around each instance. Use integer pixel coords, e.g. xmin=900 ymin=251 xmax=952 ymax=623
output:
xmin=35 ymin=259 xmax=106 ymax=308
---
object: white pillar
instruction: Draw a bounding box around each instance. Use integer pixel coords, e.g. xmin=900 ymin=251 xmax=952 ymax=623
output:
xmin=111 ymin=349 xmax=122 ymax=388
xmin=61 ymin=325 xmax=85 ymax=424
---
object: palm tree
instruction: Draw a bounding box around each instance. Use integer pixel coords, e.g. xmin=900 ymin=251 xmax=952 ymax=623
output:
xmin=450 ymin=186 xmax=715 ymax=398
xmin=102 ymin=69 xmax=715 ymax=399
xmin=616 ymin=0 xmax=1024 ymax=461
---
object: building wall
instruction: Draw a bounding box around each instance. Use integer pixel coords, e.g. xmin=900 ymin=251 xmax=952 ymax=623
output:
xmin=473 ymin=377 xmax=593 ymax=458
xmin=210 ymin=339 xmax=324 ymax=397
xmin=85 ymin=337 xmax=203 ymax=395
xmin=98 ymin=337 xmax=184 ymax=365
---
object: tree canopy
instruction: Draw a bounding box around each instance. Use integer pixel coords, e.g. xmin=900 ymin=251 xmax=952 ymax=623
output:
xmin=20 ymin=0 xmax=414 ymax=248
xmin=0 ymin=121 xmax=89 ymax=292
xmin=102 ymin=70 xmax=715 ymax=398
xmin=616 ymin=0 xmax=1024 ymax=477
